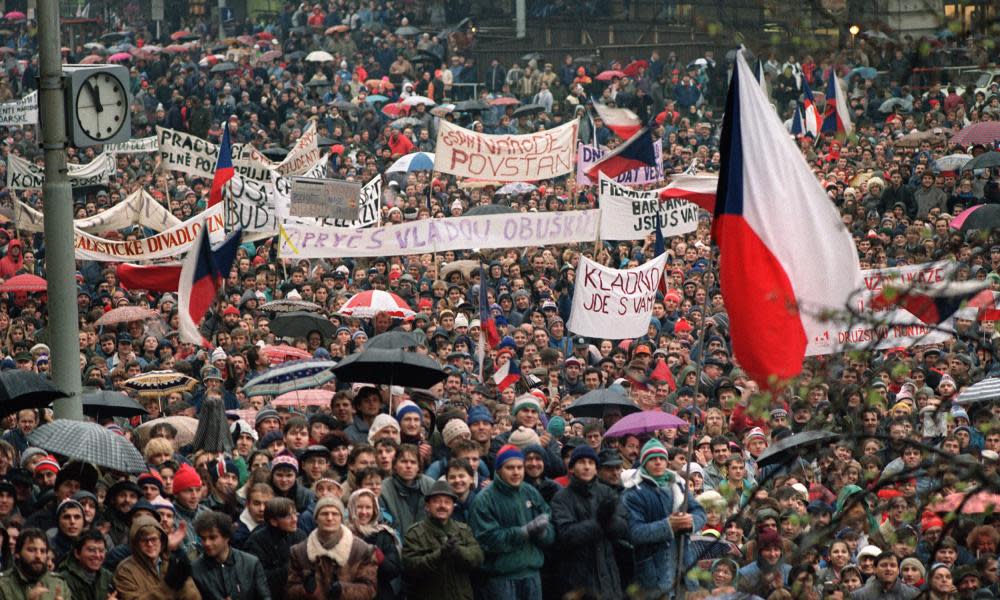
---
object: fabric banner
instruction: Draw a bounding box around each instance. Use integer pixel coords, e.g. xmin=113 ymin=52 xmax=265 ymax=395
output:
xmin=567 ymin=253 xmax=668 ymax=339
xmin=806 ymin=260 xmax=954 ymax=356
xmin=7 ymin=153 xmax=115 ymax=189
xmin=597 ymin=173 xmax=699 ymax=240
xmin=15 ymin=189 xmax=180 ymax=234
xmin=74 ymin=204 xmax=224 ymax=262
xmin=105 ymin=136 xmax=159 ymax=154
xmin=433 ymin=120 xmax=578 ymax=181
xmin=0 ymin=91 xmax=37 ymax=126
xmin=576 ymin=141 xmax=663 ymax=186
xmin=280 ymin=209 xmax=600 ymax=258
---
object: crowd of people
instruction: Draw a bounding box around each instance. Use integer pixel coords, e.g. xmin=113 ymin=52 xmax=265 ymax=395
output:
xmin=0 ymin=1 xmax=994 ymax=600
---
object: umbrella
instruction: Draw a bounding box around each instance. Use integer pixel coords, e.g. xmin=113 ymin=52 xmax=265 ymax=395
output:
xmin=365 ymin=94 xmax=389 ymax=104
xmin=928 ymin=490 xmax=1000 ymax=514
xmin=955 ymin=204 xmax=1000 ymax=233
xmin=273 ymin=389 xmax=334 ymax=407
xmin=847 ymin=66 xmax=878 ymax=80
xmin=325 ymin=24 xmax=349 ymax=34
xmin=381 ymin=102 xmax=409 ymax=118
xmin=134 ymin=416 xmax=199 ymax=448
xmin=100 ymin=31 xmax=131 ymax=43
xmin=952 ymin=122 xmax=1000 ymax=147
xmin=565 ymin=389 xmax=641 ymax=419
xmin=123 ymin=370 xmax=197 ymax=399
xmin=192 ymin=397 xmax=233 ymax=452
xmin=573 ymin=54 xmax=601 ymax=65
xmin=3 ymin=10 xmax=25 ymax=20
xmin=386 ymin=152 xmax=435 ymax=173
xmin=623 ymin=59 xmax=648 ymax=77
xmin=80 ymin=390 xmax=147 ymax=419
xmin=956 ymin=376 xmax=1000 ymax=405
xmin=489 ymin=96 xmax=521 ymax=106
xmin=80 ymin=54 xmax=104 ymax=64
xmin=94 ymin=306 xmax=158 ymax=326
xmin=28 ymin=421 xmax=146 ymax=473
xmin=395 ymin=25 xmax=420 ymax=36
xmin=108 ymin=52 xmax=131 ymax=63
xmin=107 ymin=44 xmax=135 ymax=54
xmin=340 ymin=290 xmax=415 ymax=318
xmin=686 ymin=58 xmax=708 ymax=71
xmin=453 ymin=99 xmax=490 ymax=113
xmin=306 ymin=79 xmax=332 ymax=89
xmin=260 ymin=299 xmax=323 ymax=313
xmin=895 ymin=130 xmax=945 ymax=148
xmin=365 ymin=79 xmax=395 ymax=91
xmin=286 ymin=50 xmax=306 ymax=60
xmin=596 ymin=70 xmax=626 ymax=81
xmin=604 ymin=410 xmax=688 ymax=437
xmin=329 ymin=100 xmax=358 ymax=112
xmin=260 ymin=344 xmax=314 ymax=365
xmin=495 ymin=182 xmax=537 ymax=195
xmin=242 ymin=359 xmax=337 ymax=396
xmin=260 ymin=147 xmax=289 ymax=160
xmin=935 ymin=153 xmax=972 ymax=172
xmin=0 ymin=371 xmax=68 ymax=417
xmin=366 ymin=330 xmax=420 ymax=350
xmin=688 ymin=535 xmax=741 ymax=561
xmin=465 ymin=204 xmax=517 ymax=216
xmin=270 ymin=311 xmax=336 ymax=339
xmin=439 ymin=259 xmax=480 ymax=280
xmin=210 ymin=61 xmax=239 ymax=73
xmin=430 ymin=104 xmax=455 ymax=117
xmin=332 ymin=348 xmax=446 ymax=388
xmin=163 ymin=44 xmax=190 ymax=54
xmin=960 ymin=151 xmax=1000 ymax=172
xmin=169 ymin=30 xmax=193 ymax=41
xmin=83 ymin=42 xmax=105 ymax=51
xmin=305 ymin=50 xmax=334 ymax=62
xmin=260 ymin=49 xmax=282 ymax=62
xmin=391 ymin=117 xmax=421 ymax=129
xmin=521 ymin=52 xmax=544 ymax=62
xmin=402 ymin=95 xmax=436 ymax=107
xmin=512 ymin=104 xmax=545 ymax=118
xmin=0 ymin=274 xmax=47 ymax=292
xmin=863 ymin=30 xmax=895 ymax=42
xmin=878 ymin=98 xmax=911 ymax=113
xmin=756 ymin=430 xmax=840 ymax=467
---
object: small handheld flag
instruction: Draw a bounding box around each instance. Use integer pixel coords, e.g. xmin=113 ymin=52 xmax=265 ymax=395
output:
xmin=208 ymin=126 xmax=235 ymax=208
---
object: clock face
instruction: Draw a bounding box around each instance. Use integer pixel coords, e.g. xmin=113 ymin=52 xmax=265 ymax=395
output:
xmin=75 ymin=73 xmax=128 ymax=141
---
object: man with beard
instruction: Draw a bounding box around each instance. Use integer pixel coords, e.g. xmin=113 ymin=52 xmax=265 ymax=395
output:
xmin=0 ymin=528 xmax=71 ymax=599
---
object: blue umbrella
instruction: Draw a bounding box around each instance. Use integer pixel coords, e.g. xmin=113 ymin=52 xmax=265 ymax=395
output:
xmin=387 ymin=152 xmax=435 ymax=173
xmin=243 ymin=359 xmax=337 ymax=397
xmin=847 ymin=67 xmax=877 ymax=80
xmin=365 ymin=94 xmax=389 ymax=104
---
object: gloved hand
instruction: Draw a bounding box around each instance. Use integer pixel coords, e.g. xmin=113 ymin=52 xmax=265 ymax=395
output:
xmin=524 ymin=512 xmax=550 ymax=538
xmin=328 ymin=580 xmax=342 ymax=599
xmin=596 ymin=498 xmax=616 ymax=526
xmin=443 ymin=535 xmax=459 ymax=556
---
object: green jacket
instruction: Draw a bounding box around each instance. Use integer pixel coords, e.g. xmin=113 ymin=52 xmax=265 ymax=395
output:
xmin=0 ymin=566 xmax=71 ymax=600
xmin=468 ymin=477 xmax=554 ymax=579
xmin=402 ymin=517 xmax=484 ymax=600
xmin=58 ymin=555 xmax=115 ymax=600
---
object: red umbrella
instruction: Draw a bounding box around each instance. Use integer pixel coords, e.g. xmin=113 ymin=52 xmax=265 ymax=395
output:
xmin=928 ymin=490 xmax=1000 ymax=514
xmin=951 ymin=122 xmax=1000 ymax=147
xmin=596 ymin=69 xmax=626 ymax=81
xmin=80 ymin=54 xmax=104 ymax=64
xmin=0 ymin=274 xmax=47 ymax=293
xmin=340 ymin=290 xmax=414 ymax=318
xmin=170 ymin=30 xmax=192 ymax=41
xmin=108 ymin=52 xmax=131 ymax=63
xmin=4 ymin=11 xmax=25 ymax=21
xmin=623 ymin=59 xmax=648 ymax=77
xmin=255 ymin=32 xmax=274 ymax=41
xmin=260 ymin=344 xmax=314 ymax=365
xmin=381 ymin=102 xmax=409 ymax=118
xmin=490 ymin=96 xmax=520 ymax=106
xmin=163 ymin=45 xmax=189 ymax=54
xmin=273 ymin=389 xmax=334 ymax=407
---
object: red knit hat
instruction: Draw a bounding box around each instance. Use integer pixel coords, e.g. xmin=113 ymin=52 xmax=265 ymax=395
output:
xmin=171 ymin=464 xmax=202 ymax=494
xmin=34 ymin=455 xmax=60 ymax=476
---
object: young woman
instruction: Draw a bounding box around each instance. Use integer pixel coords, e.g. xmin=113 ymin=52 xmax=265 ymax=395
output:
xmin=347 ymin=489 xmax=402 ymax=600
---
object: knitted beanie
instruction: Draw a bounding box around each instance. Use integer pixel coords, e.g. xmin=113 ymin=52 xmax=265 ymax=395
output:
xmin=568 ymin=445 xmax=598 ymax=469
xmin=395 ymin=400 xmax=423 ymax=423
xmin=34 ymin=455 xmax=60 ymax=476
xmin=495 ymin=444 xmax=525 ymax=470
xmin=271 ymin=450 xmax=299 ymax=473
xmin=171 ymin=463 xmax=203 ymax=494
xmin=508 ymin=426 xmax=541 ymax=449
xmin=546 ymin=415 xmax=566 ymax=438
xmin=314 ymin=494 xmax=346 ymax=518
xmin=442 ymin=419 xmax=471 ymax=446
xmin=208 ymin=456 xmax=238 ymax=484
xmin=512 ymin=394 xmax=542 ymax=416
xmin=367 ymin=413 xmax=401 ymax=444
xmin=467 ymin=405 xmax=493 ymax=425
xmin=639 ymin=438 xmax=669 ymax=467
xmin=137 ymin=471 xmax=164 ymax=494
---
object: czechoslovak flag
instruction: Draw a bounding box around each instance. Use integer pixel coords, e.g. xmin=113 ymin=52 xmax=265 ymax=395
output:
xmin=821 ymin=73 xmax=853 ymax=139
xmin=591 ymin=102 xmax=642 ymax=139
xmin=713 ymin=52 xmax=862 ymax=386
xmin=659 ymin=173 xmax=718 ymax=213
xmin=208 ymin=126 xmax=234 ymax=208
xmin=586 ymin=128 xmax=658 ymax=180
xmin=178 ymin=223 xmax=242 ymax=346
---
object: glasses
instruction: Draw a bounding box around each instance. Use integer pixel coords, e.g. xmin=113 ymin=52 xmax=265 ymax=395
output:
xmin=139 ymin=536 xmax=160 ymax=545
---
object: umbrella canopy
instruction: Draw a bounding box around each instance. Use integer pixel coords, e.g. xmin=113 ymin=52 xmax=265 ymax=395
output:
xmin=270 ymin=311 xmax=336 ymax=339
xmin=596 ymin=70 xmax=626 ymax=81
xmin=895 ymin=130 xmax=946 ymax=148
xmin=756 ymin=430 xmax=840 ymax=467
xmin=193 ymin=397 xmax=233 ymax=453
xmin=210 ymin=61 xmax=239 ymax=73
xmin=953 ymin=123 xmax=1000 ymax=146
xmin=332 ymin=348 xmax=446 ymax=388
xmin=329 ymin=100 xmax=358 ymax=112
xmin=878 ymin=98 xmax=911 ymax=113
xmin=936 ymin=153 xmax=972 ymax=172
xmin=305 ymin=50 xmax=334 ymax=62
xmin=0 ymin=274 xmax=47 ymax=292
xmin=366 ymin=330 xmax=420 ymax=350
xmin=386 ymin=152 xmax=435 ymax=173
xmin=243 ymin=359 xmax=338 ymax=396
xmin=3 ymin=10 xmax=25 ymax=20
xmin=465 ymin=204 xmax=517 ymax=216
xmin=108 ymin=52 xmax=131 ymax=63
xmin=565 ymin=389 xmax=641 ymax=419
xmin=956 ymin=376 xmax=1000 ymax=405
xmin=80 ymin=390 xmax=148 ymax=419
xmin=286 ymin=50 xmax=306 ymax=60
xmin=123 ymin=370 xmax=197 ymax=398
xmin=260 ymin=49 xmax=282 ymax=62
xmin=521 ymin=52 xmax=544 ymax=62
xmin=94 ymin=306 xmax=158 ymax=326
xmin=381 ymin=102 xmax=408 ymax=118
xmin=0 ymin=371 xmax=68 ymax=417
xmin=961 ymin=151 xmax=1000 ymax=172
xmin=391 ymin=117 xmax=421 ymax=129
xmin=452 ymin=100 xmax=490 ymax=113
xmin=623 ymin=59 xmax=649 ymax=77
xmin=260 ymin=299 xmax=323 ymax=313
xmin=430 ymin=104 xmax=455 ymax=117
xmin=512 ymin=104 xmax=545 ymax=118
xmin=83 ymin=42 xmax=105 ymax=51
xmin=496 ymin=182 xmax=537 ymax=196
xmin=134 ymin=416 xmax=199 ymax=448
xmin=260 ymin=147 xmax=289 ymax=159
xmin=402 ymin=95 xmax=436 ymax=107
xmin=273 ymin=389 xmax=334 ymax=407
xmin=847 ymin=66 xmax=878 ymax=80
xmin=395 ymin=25 xmax=420 ymax=36
xmin=365 ymin=94 xmax=389 ymax=104
xmin=604 ymin=410 xmax=687 ymax=437
xmin=80 ymin=54 xmax=103 ymax=64
xmin=340 ymin=290 xmax=415 ymax=318
xmin=954 ymin=204 xmax=1000 ymax=233
xmin=928 ymin=490 xmax=1000 ymax=514
xmin=325 ymin=24 xmax=349 ymax=34
xmin=489 ymin=96 xmax=521 ymax=106
xmin=260 ymin=344 xmax=314 ymax=365
xmin=439 ymin=259 xmax=480 ymax=280
xmin=28 ymin=421 xmax=146 ymax=473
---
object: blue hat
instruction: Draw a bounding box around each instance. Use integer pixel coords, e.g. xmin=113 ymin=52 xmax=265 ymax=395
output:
xmin=395 ymin=401 xmax=423 ymax=423
xmin=568 ymin=445 xmax=598 ymax=469
xmin=495 ymin=444 xmax=524 ymax=470
xmin=467 ymin=406 xmax=493 ymax=425
xmin=259 ymin=430 xmax=284 ymax=449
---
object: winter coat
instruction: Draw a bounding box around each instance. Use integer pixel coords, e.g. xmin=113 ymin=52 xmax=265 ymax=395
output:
xmin=550 ymin=476 xmax=630 ymax=599
xmin=402 ymin=516 xmax=484 ymax=600
xmin=286 ymin=526 xmax=378 ymax=600
xmin=112 ymin=516 xmax=201 ymax=600
xmin=356 ymin=527 xmax=402 ymax=600
xmin=622 ymin=470 xmax=706 ymax=593
xmin=468 ymin=476 xmax=555 ymax=579
xmin=736 ymin=558 xmax=792 ymax=597
xmin=191 ymin=547 xmax=271 ymax=600
xmin=58 ymin=554 xmax=114 ymax=600
xmin=850 ymin=577 xmax=920 ymax=600
xmin=244 ymin=523 xmax=306 ymax=600
xmin=0 ymin=567 xmax=71 ymax=600
xmin=379 ymin=474 xmax=435 ymax=536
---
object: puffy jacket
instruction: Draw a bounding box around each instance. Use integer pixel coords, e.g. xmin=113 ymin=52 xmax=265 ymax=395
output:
xmin=468 ymin=476 xmax=555 ymax=579
xmin=244 ymin=523 xmax=306 ymax=599
xmin=191 ymin=547 xmax=271 ymax=600
xmin=286 ymin=526 xmax=378 ymax=600
xmin=112 ymin=516 xmax=201 ymax=600
xmin=402 ymin=516 xmax=484 ymax=600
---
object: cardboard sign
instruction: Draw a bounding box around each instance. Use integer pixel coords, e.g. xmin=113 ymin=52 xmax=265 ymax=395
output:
xmin=290 ymin=177 xmax=359 ymax=220
xmin=105 ymin=136 xmax=158 ymax=154
xmin=0 ymin=92 xmax=37 ymax=126
xmin=73 ymin=204 xmax=224 ymax=261
xmin=567 ymin=254 xmax=668 ymax=339
xmin=597 ymin=173 xmax=699 ymax=240
xmin=434 ymin=120 xmax=578 ymax=181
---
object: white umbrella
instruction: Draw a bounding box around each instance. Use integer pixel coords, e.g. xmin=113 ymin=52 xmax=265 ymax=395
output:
xmin=430 ymin=104 xmax=455 ymax=117
xmin=305 ymin=50 xmax=335 ymax=63
xmin=402 ymin=95 xmax=435 ymax=107
xmin=497 ymin=182 xmax=537 ymax=195
xmin=386 ymin=152 xmax=435 ymax=173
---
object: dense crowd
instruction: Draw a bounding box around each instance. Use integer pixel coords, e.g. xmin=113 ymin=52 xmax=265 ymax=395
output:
xmin=0 ymin=2 xmax=994 ymax=600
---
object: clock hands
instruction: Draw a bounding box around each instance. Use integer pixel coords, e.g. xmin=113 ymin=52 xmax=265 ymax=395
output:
xmin=84 ymin=81 xmax=103 ymax=113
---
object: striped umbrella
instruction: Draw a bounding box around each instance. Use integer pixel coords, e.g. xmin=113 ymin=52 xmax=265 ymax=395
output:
xmin=340 ymin=290 xmax=414 ymax=318
xmin=951 ymin=122 xmax=1000 ymax=147
xmin=260 ymin=344 xmax=314 ymax=365
xmin=956 ymin=377 xmax=1000 ymax=405
xmin=243 ymin=359 xmax=337 ymax=397
xmin=386 ymin=152 xmax=435 ymax=173
xmin=28 ymin=421 xmax=146 ymax=473
xmin=124 ymin=370 xmax=197 ymax=399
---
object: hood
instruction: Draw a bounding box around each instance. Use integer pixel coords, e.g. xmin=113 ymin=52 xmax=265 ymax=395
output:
xmin=7 ymin=239 xmax=21 ymax=252
xmin=129 ymin=515 xmax=168 ymax=559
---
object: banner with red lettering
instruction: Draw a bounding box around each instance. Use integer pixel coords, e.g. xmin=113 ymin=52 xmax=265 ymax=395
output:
xmin=806 ymin=260 xmax=954 ymax=355
xmin=567 ymin=253 xmax=668 ymax=339
xmin=433 ymin=120 xmax=578 ymax=181
xmin=73 ymin=204 xmax=224 ymax=261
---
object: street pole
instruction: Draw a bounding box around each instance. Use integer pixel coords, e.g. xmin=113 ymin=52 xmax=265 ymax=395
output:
xmin=38 ymin=0 xmax=83 ymax=420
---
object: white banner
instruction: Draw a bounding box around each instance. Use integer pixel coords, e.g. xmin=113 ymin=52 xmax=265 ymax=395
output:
xmin=105 ymin=136 xmax=159 ymax=154
xmin=576 ymin=141 xmax=663 ymax=186
xmin=7 ymin=153 xmax=116 ymax=189
xmin=0 ymin=92 xmax=37 ymax=126
xmin=15 ymin=189 xmax=180 ymax=234
xmin=74 ymin=204 xmax=224 ymax=261
xmin=807 ymin=260 xmax=954 ymax=356
xmin=433 ymin=120 xmax=578 ymax=181
xmin=597 ymin=173 xmax=699 ymax=240
xmin=280 ymin=209 xmax=600 ymax=258
xmin=567 ymin=254 xmax=668 ymax=339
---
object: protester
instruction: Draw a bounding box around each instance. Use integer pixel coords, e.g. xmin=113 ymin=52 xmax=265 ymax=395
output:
xmin=0 ymin=528 xmax=71 ymax=600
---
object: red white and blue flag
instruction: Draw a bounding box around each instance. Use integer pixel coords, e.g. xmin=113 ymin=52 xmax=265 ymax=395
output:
xmin=660 ymin=173 xmax=718 ymax=213
xmin=476 ymin=266 xmax=501 ymax=382
xmin=208 ymin=126 xmax=235 ymax=208
xmin=821 ymin=73 xmax=853 ymax=139
xmin=872 ymin=280 xmax=988 ymax=325
xmin=788 ymin=104 xmax=804 ymax=137
xmin=591 ymin=102 xmax=643 ymax=139
xmin=116 ymin=231 xmax=243 ymax=293
xmin=178 ymin=223 xmax=242 ymax=345
xmin=801 ymin=79 xmax=821 ymax=138
xmin=493 ymin=357 xmax=521 ymax=391
xmin=586 ymin=128 xmax=658 ymax=180
xmin=712 ymin=52 xmax=862 ymax=386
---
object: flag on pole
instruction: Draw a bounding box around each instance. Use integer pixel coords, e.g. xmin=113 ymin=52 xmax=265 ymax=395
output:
xmin=586 ymin=128 xmax=658 ymax=180
xmin=712 ymin=51 xmax=862 ymax=386
xmin=659 ymin=173 xmax=718 ymax=212
xmin=654 ymin=213 xmax=667 ymax=295
xmin=493 ymin=355 xmax=521 ymax=391
xmin=591 ymin=102 xmax=643 ymax=139
xmin=872 ymin=280 xmax=988 ymax=325
xmin=788 ymin=104 xmax=804 ymax=136
xmin=969 ymin=289 xmax=1000 ymax=321
xmin=477 ymin=267 xmax=501 ymax=382
xmin=801 ymin=79 xmax=821 ymax=138
xmin=821 ymin=72 xmax=853 ymax=138
xmin=178 ymin=224 xmax=242 ymax=346
xmin=116 ymin=232 xmax=243 ymax=293
xmin=208 ymin=126 xmax=235 ymax=208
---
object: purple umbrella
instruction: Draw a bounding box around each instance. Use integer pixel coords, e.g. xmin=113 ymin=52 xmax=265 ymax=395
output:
xmin=604 ymin=410 xmax=687 ymax=438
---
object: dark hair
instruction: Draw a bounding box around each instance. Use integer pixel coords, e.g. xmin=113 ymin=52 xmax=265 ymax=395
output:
xmin=15 ymin=528 xmax=47 ymax=554
xmin=263 ymin=497 xmax=296 ymax=522
xmin=710 ymin=435 xmax=729 ymax=450
xmin=394 ymin=443 xmax=420 ymax=465
xmin=875 ymin=552 xmax=898 ymax=566
xmin=355 ymin=466 xmax=384 ymax=483
xmin=447 ymin=458 xmax=475 ymax=477
xmin=451 ymin=439 xmax=480 ymax=455
xmin=283 ymin=416 xmax=308 ymax=434
xmin=194 ymin=510 xmax=233 ymax=539
xmin=150 ymin=422 xmax=178 ymax=439
xmin=348 ymin=444 xmax=376 ymax=466
xmin=73 ymin=529 xmax=106 ymax=552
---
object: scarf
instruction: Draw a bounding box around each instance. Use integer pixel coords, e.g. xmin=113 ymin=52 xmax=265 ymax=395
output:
xmin=641 ymin=466 xmax=672 ymax=488
xmin=305 ymin=524 xmax=354 ymax=564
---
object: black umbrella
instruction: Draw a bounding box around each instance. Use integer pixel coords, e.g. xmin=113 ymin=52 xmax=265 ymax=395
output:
xmin=270 ymin=311 xmax=336 ymax=339
xmin=330 ymin=100 xmax=358 ymax=112
xmin=756 ymin=430 xmax=840 ymax=468
xmin=192 ymin=397 xmax=233 ymax=453
xmin=28 ymin=421 xmax=147 ymax=473
xmin=959 ymin=204 xmax=1000 ymax=233
xmin=80 ymin=390 xmax=148 ymax=419
xmin=453 ymin=100 xmax=490 ymax=113
xmin=210 ymin=61 xmax=239 ymax=73
xmin=512 ymin=104 xmax=545 ymax=118
xmin=100 ymin=32 xmax=131 ymax=43
xmin=0 ymin=371 xmax=68 ymax=417
xmin=306 ymin=79 xmax=332 ymax=88
xmin=565 ymin=388 xmax=641 ymax=419
xmin=260 ymin=146 xmax=289 ymax=160
xmin=317 ymin=136 xmax=339 ymax=148
xmin=286 ymin=50 xmax=306 ymax=60
xmin=465 ymin=204 xmax=516 ymax=216
xmin=176 ymin=33 xmax=201 ymax=42
xmin=366 ymin=330 xmax=420 ymax=350
xmin=961 ymin=151 xmax=1000 ymax=172
xmin=332 ymin=348 xmax=446 ymax=388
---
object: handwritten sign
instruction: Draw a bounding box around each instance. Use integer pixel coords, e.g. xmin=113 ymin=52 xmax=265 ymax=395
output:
xmin=598 ymin=173 xmax=699 ymax=240
xmin=567 ymin=254 xmax=668 ymax=339
xmin=434 ymin=120 xmax=578 ymax=181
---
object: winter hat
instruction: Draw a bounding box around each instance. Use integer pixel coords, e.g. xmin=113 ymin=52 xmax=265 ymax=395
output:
xmin=395 ymin=400 xmax=423 ymax=423
xmin=259 ymin=430 xmax=284 ymax=450
xmin=255 ymin=407 xmax=280 ymax=427
xmin=938 ymin=374 xmax=957 ymax=390
xmin=757 ymin=529 xmax=783 ymax=551
xmin=210 ymin=347 xmax=228 ymax=362
xmin=20 ymin=447 xmax=46 ymax=469
xmin=150 ymin=495 xmax=175 ymax=514
xmin=568 ymin=445 xmax=598 ymax=469
xmin=743 ymin=427 xmax=767 ymax=446
xmin=271 ymin=450 xmax=299 ymax=473
xmin=639 ymin=438 xmax=669 ymax=468
xmin=56 ymin=498 xmax=84 ymax=518
xmin=900 ymin=557 xmax=925 ymax=578
xmin=508 ymin=426 xmax=541 ymax=449
xmin=495 ymin=444 xmax=525 ymax=470
xmin=34 ymin=455 xmax=60 ymax=476
xmin=512 ymin=394 xmax=542 ymax=416
xmin=546 ymin=415 xmax=566 ymax=438
xmin=172 ymin=464 xmax=203 ymax=494
xmin=367 ymin=413 xmax=401 ymax=444
xmin=230 ymin=419 xmax=259 ymax=443
xmin=442 ymin=419 xmax=471 ymax=446
xmin=314 ymin=495 xmax=346 ymax=518
xmin=137 ymin=471 xmax=165 ymax=495
xmin=467 ymin=406 xmax=493 ymax=425
xmin=208 ymin=457 xmax=238 ymax=484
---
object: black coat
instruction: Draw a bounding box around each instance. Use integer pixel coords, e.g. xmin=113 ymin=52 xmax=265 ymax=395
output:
xmin=191 ymin=547 xmax=271 ymax=600
xmin=244 ymin=524 xmax=306 ymax=600
xmin=357 ymin=528 xmax=402 ymax=600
